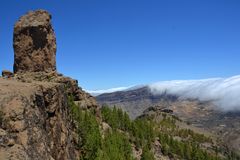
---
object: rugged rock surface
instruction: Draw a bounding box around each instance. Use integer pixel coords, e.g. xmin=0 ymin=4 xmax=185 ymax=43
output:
xmin=13 ymin=10 xmax=57 ymax=73
xmin=14 ymin=72 xmax=97 ymax=109
xmin=0 ymin=74 xmax=97 ymax=160
xmin=0 ymin=79 xmax=73 ymax=159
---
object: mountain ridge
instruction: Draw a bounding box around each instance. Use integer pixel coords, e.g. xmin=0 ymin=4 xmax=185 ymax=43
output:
xmin=93 ymin=75 xmax=240 ymax=110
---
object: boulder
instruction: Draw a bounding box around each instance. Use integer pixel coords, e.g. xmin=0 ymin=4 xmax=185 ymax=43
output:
xmin=2 ymin=70 xmax=14 ymax=78
xmin=13 ymin=10 xmax=57 ymax=73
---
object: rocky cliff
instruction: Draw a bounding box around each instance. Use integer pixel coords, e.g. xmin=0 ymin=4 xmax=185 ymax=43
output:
xmin=0 ymin=10 xmax=97 ymax=160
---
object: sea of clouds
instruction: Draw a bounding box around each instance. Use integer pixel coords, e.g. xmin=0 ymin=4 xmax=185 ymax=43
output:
xmin=88 ymin=75 xmax=240 ymax=111
xmin=86 ymin=86 xmax=131 ymax=96
xmin=149 ymin=75 xmax=240 ymax=111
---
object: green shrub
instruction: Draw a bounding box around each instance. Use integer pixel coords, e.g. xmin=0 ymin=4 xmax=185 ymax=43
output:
xmin=141 ymin=146 xmax=154 ymax=160
xmin=100 ymin=130 xmax=133 ymax=160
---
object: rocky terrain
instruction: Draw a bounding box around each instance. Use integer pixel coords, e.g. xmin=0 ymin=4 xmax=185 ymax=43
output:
xmin=0 ymin=10 xmax=97 ymax=160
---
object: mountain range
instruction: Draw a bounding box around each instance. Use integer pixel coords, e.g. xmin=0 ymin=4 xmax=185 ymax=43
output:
xmin=93 ymin=75 xmax=240 ymax=154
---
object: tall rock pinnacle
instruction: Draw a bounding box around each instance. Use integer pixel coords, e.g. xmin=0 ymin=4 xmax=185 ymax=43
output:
xmin=13 ymin=10 xmax=57 ymax=73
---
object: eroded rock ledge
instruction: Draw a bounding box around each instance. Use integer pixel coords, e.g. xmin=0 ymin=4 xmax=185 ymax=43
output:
xmin=0 ymin=73 xmax=97 ymax=160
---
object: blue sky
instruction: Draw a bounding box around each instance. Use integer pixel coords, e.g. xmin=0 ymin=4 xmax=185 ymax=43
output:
xmin=0 ymin=0 xmax=240 ymax=90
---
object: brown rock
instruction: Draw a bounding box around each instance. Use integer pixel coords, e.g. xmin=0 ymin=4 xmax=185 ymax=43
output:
xmin=2 ymin=70 xmax=14 ymax=78
xmin=0 ymin=79 xmax=77 ymax=159
xmin=13 ymin=10 xmax=57 ymax=73
xmin=6 ymin=139 xmax=15 ymax=147
xmin=0 ymin=10 xmax=99 ymax=160
xmin=14 ymin=71 xmax=98 ymax=109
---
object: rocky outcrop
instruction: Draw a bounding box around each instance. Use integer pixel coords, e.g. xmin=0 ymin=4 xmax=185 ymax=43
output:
xmin=0 ymin=75 xmax=97 ymax=159
xmin=0 ymin=69 xmax=98 ymax=160
xmin=13 ymin=10 xmax=56 ymax=73
xmin=14 ymin=72 xmax=97 ymax=109
xmin=2 ymin=70 xmax=14 ymax=78
xmin=0 ymin=9 xmax=98 ymax=160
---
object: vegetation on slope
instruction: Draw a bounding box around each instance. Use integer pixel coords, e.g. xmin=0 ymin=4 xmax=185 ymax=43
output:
xmin=101 ymin=106 xmax=225 ymax=160
xmin=68 ymin=95 xmax=240 ymax=160
xmin=68 ymin=95 xmax=134 ymax=160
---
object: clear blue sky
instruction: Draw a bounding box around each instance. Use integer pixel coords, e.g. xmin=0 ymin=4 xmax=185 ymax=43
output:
xmin=0 ymin=0 xmax=240 ymax=90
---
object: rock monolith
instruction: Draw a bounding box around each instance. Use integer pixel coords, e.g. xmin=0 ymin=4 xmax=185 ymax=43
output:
xmin=13 ymin=10 xmax=57 ymax=73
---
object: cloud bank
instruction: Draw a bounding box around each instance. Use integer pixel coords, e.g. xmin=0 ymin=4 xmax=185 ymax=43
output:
xmin=149 ymin=75 xmax=240 ymax=111
xmin=87 ymin=84 xmax=146 ymax=96
xmin=86 ymin=86 xmax=130 ymax=96
xmin=87 ymin=75 xmax=240 ymax=111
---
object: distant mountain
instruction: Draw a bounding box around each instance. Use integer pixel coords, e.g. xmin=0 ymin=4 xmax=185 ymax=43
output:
xmin=95 ymin=75 xmax=240 ymax=117
xmin=95 ymin=77 xmax=240 ymax=154
xmin=96 ymin=86 xmax=178 ymax=118
xmin=87 ymin=86 xmax=131 ymax=96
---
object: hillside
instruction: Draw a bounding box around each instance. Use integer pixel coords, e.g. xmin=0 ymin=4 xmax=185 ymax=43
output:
xmin=96 ymin=86 xmax=240 ymax=156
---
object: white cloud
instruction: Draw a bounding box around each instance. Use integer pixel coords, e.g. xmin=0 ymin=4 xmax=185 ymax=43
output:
xmin=86 ymin=75 xmax=240 ymax=111
xmin=86 ymin=84 xmax=146 ymax=96
xmin=148 ymin=75 xmax=240 ymax=111
xmin=86 ymin=87 xmax=130 ymax=96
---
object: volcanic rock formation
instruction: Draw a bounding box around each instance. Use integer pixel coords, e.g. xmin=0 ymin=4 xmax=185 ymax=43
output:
xmin=13 ymin=10 xmax=57 ymax=73
xmin=0 ymin=10 xmax=97 ymax=159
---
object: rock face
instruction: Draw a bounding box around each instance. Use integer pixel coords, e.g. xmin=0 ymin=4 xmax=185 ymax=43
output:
xmin=0 ymin=74 xmax=98 ymax=160
xmin=13 ymin=10 xmax=57 ymax=73
xmin=0 ymin=73 xmax=97 ymax=160
xmin=0 ymin=79 xmax=76 ymax=159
